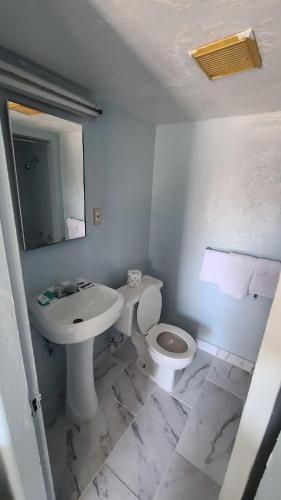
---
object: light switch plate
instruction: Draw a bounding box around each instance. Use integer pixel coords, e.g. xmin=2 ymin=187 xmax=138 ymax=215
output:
xmin=93 ymin=207 xmax=102 ymax=225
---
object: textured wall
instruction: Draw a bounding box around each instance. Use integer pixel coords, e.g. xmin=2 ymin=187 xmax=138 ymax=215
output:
xmin=18 ymin=102 xmax=155 ymax=410
xmin=149 ymin=112 xmax=281 ymax=362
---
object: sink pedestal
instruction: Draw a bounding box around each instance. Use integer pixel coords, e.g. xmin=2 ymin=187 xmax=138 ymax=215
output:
xmin=65 ymin=338 xmax=98 ymax=424
xmin=29 ymin=281 xmax=124 ymax=425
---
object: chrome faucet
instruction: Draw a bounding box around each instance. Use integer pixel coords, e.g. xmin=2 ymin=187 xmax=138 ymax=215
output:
xmin=54 ymin=281 xmax=80 ymax=299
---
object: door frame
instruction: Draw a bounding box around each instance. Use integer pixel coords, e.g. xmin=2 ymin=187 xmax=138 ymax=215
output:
xmin=0 ymin=96 xmax=55 ymax=499
xmin=219 ymin=275 xmax=281 ymax=499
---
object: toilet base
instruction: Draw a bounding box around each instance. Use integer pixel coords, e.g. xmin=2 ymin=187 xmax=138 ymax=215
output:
xmin=132 ymin=329 xmax=188 ymax=392
xmin=136 ymin=357 xmax=184 ymax=392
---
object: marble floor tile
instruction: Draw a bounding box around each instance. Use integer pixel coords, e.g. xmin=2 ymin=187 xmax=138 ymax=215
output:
xmin=46 ymin=391 xmax=134 ymax=500
xmin=94 ymin=355 xmax=127 ymax=397
xmin=171 ymin=349 xmax=213 ymax=408
xmin=113 ymin=339 xmax=137 ymax=364
xmin=216 ymin=349 xmax=254 ymax=373
xmin=176 ymin=380 xmax=243 ymax=486
xmin=107 ymin=387 xmax=190 ymax=500
xmin=43 ymin=386 xmax=65 ymax=429
xmin=46 ymin=414 xmax=74 ymax=498
xmin=111 ymin=360 xmax=156 ymax=415
xmin=93 ymin=348 xmax=112 ymax=371
xmin=81 ymin=465 xmax=137 ymax=500
xmin=207 ymin=358 xmax=251 ymax=399
xmin=154 ymin=452 xmax=220 ymax=500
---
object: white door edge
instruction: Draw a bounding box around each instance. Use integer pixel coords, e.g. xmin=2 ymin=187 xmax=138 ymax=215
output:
xmin=219 ymin=274 xmax=281 ymax=500
xmin=0 ymin=103 xmax=54 ymax=500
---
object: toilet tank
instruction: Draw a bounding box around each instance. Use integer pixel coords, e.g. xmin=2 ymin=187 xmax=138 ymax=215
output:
xmin=115 ymin=275 xmax=163 ymax=337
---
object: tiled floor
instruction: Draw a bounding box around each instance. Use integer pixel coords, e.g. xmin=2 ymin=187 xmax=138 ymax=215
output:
xmin=45 ymin=341 xmax=251 ymax=500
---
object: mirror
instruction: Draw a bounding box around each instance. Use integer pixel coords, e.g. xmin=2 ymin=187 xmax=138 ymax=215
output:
xmin=8 ymin=100 xmax=86 ymax=250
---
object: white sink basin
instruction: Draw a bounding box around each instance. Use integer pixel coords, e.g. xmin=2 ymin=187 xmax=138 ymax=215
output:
xmin=29 ymin=283 xmax=124 ymax=344
xmin=29 ymin=282 xmax=124 ymax=424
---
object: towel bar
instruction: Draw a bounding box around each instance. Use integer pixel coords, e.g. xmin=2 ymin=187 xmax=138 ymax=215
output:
xmin=206 ymin=246 xmax=280 ymax=264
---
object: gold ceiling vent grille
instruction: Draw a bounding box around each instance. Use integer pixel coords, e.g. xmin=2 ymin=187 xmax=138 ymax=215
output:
xmin=189 ymin=29 xmax=262 ymax=80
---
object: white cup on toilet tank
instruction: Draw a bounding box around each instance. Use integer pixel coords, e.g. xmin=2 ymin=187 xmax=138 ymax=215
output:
xmin=127 ymin=269 xmax=142 ymax=287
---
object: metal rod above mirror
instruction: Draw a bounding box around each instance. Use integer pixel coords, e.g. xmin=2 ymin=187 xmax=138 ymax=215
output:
xmin=8 ymin=100 xmax=86 ymax=250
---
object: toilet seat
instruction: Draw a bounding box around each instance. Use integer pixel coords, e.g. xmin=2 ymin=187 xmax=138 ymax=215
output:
xmin=137 ymin=285 xmax=162 ymax=335
xmin=147 ymin=323 xmax=196 ymax=370
xmin=136 ymin=285 xmax=196 ymax=370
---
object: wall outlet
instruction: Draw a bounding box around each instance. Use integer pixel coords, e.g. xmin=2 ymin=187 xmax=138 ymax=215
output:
xmin=93 ymin=207 xmax=103 ymax=225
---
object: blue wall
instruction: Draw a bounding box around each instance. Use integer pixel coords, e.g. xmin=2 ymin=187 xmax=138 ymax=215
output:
xmin=17 ymin=103 xmax=281 ymax=402
xmin=21 ymin=103 xmax=155 ymax=297
xmin=19 ymin=102 xmax=155 ymax=404
xmin=149 ymin=114 xmax=281 ymax=362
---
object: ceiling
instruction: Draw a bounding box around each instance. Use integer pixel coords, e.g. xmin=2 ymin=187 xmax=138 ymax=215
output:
xmin=0 ymin=0 xmax=281 ymax=124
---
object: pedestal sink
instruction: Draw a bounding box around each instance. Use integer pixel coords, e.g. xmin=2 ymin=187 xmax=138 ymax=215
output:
xmin=29 ymin=282 xmax=124 ymax=424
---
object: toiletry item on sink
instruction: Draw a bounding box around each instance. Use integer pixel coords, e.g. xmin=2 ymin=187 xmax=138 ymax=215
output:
xmin=37 ymin=288 xmax=56 ymax=306
xmin=127 ymin=269 xmax=143 ymax=287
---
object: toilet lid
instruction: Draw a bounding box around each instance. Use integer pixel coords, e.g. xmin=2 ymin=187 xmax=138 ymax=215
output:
xmin=137 ymin=285 xmax=162 ymax=335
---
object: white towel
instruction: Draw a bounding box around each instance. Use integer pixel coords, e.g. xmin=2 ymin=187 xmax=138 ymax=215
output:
xmin=66 ymin=217 xmax=85 ymax=239
xmin=199 ymin=249 xmax=229 ymax=285
xmin=219 ymin=252 xmax=257 ymax=299
xmin=249 ymin=259 xmax=280 ymax=299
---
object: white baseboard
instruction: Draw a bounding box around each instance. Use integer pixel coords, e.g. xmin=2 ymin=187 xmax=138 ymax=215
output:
xmin=197 ymin=338 xmax=254 ymax=373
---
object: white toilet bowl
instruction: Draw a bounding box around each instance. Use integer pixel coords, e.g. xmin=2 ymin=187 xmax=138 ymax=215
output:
xmin=115 ymin=276 xmax=196 ymax=392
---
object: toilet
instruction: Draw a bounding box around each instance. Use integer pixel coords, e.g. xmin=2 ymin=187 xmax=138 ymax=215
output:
xmin=115 ymin=275 xmax=196 ymax=392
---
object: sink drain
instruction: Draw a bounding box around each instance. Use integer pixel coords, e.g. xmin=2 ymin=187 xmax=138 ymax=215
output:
xmin=73 ymin=318 xmax=84 ymax=324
